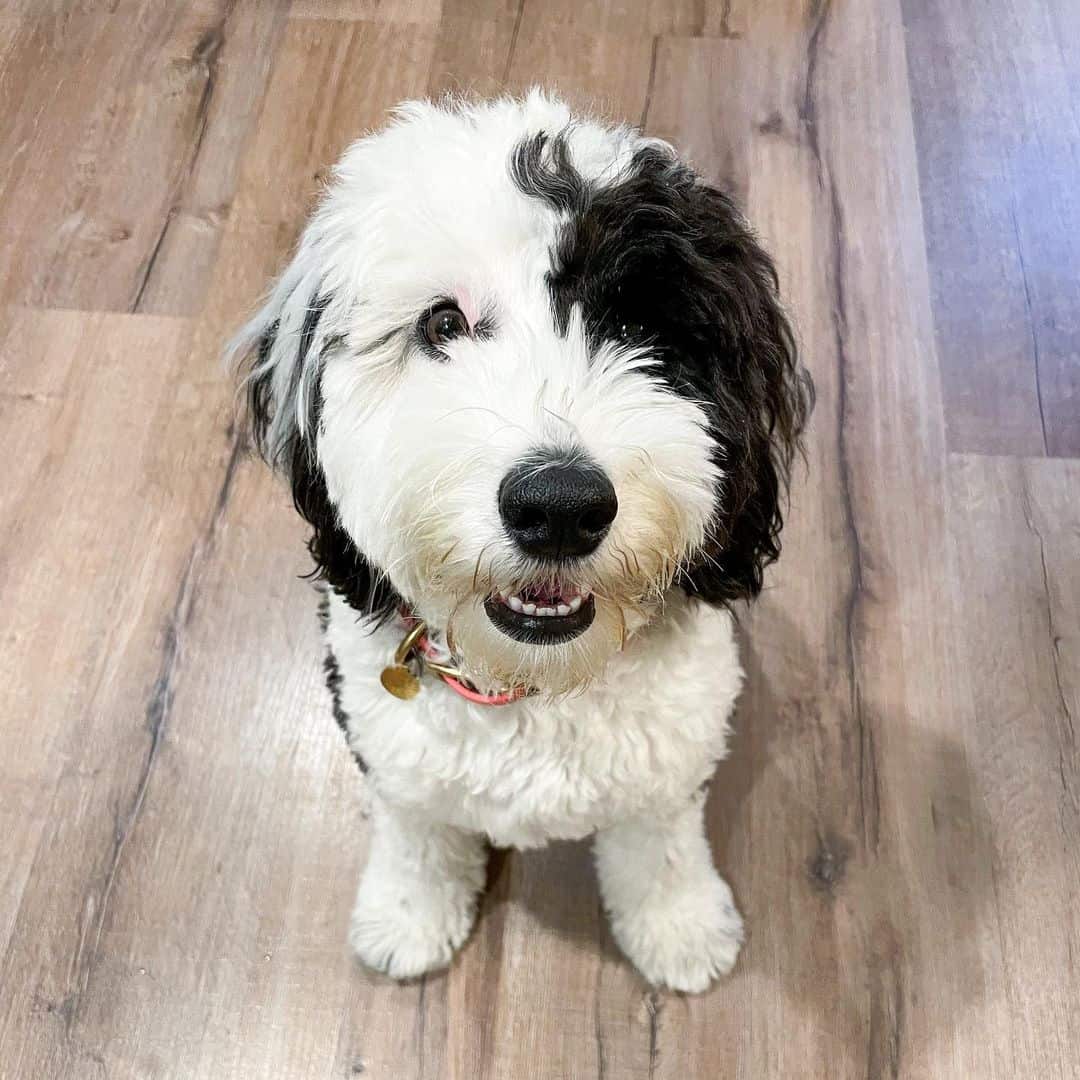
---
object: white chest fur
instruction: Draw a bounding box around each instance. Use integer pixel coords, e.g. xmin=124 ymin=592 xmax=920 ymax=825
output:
xmin=325 ymin=591 xmax=743 ymax=848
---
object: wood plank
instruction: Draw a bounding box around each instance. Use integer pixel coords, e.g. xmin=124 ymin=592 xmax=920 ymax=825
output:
xmin=290 ymin=0 xmax=519 ymax=21
xmin=504 ymin=16 xmax=655 ymax=126
xmin=646 ymin=22 xmax=873 ymax=1079
xmin=0 ymin=2 xmax=287 ymax=316
xmin=947 ymin=453 xmax=1080 ymax=1074
xmin=0 ymin=307 xmax=239 ymax=1078
xmin=438 ymin=841 xmax=653 ymax=1080
xmin=0 ymin=69 xmax=358 ymax=1062
xmin=53 ymin=460 xmax=367 ymax=1080
xmin=903 ymin=0 xmax=1080 ymax=457
xmin=287 ymin=0 xmax=726 ymax=35
xmin=641 ymin=4 xmax=1011 ymax=1077
xmin=501 ymin=0 xmax=737 ymax=38
xmin=425 ymin=16 xmax=517 ymax=100
xmin=233 ymin=18 xmax=436 ymax=237
xmin=128 ymin=0 xmax=291 ymax=315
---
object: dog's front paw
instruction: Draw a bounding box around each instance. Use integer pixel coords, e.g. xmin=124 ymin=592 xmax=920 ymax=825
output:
xmin=348 ymin=878 xmax=478 ymax=980
xmin=608 ymin=872 xmax=744 ymax=994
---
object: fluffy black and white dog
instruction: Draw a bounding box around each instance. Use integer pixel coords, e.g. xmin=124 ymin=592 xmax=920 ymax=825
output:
xmin=233 ymin=91 xmax=811 ymax=993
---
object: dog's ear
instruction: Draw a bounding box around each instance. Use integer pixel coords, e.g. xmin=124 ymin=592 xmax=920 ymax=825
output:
xmin=670 ymin=178 xmax=814 ymax=606
xmin=230 ymin=247 xmax=335 ymax=472
xmin=229 ymin=251 xmax=401 ymax=622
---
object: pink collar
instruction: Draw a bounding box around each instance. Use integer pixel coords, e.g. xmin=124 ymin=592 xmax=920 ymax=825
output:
xmin=383 ymin=609 xmax=531 ymax=707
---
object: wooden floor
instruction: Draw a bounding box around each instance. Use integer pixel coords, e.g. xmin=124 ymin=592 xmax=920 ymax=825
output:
xmin=2 ymin=2 xmax=1078 ymax=1077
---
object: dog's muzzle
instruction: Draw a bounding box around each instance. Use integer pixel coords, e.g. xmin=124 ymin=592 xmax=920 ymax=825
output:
xmin=487 ymin=448 xmax=615 ymax=645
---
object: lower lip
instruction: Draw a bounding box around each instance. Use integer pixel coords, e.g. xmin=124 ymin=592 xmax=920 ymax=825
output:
xmin=484 ymin=593 xmax=596 ymax=644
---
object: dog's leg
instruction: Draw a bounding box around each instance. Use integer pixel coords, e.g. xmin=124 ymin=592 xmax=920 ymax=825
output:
xmin=594 ymin=790 xmax=743 ymax=993
xmin=349 ymin=796 xmax=487 ymax=979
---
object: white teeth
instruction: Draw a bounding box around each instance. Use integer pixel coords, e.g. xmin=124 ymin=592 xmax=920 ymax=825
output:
xmin=499 ymin=590 xmax=590 ymax=617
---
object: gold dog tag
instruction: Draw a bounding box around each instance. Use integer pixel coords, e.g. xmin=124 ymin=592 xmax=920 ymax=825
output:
xmin=381 ymin=620 xmax=429 ymax=700
xmin=381 ymin=663 xmax=421 ymax=700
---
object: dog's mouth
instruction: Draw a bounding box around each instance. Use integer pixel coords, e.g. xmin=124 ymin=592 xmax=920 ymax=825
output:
xmin=483 ymin=585 xmax=595 ymax=644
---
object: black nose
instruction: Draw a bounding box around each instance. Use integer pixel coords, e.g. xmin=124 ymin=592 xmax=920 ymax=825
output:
xmin=498 ymin=455 xmax=618 ymax=559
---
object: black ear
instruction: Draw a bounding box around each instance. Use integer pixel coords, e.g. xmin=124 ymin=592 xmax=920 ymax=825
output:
xmin=670 ymin=180 xmax=814 ymax=605
xmin=286 ymin=426 xmax=401 ymax=623
xmin=234 ymin=285 xmax=401 ymax=623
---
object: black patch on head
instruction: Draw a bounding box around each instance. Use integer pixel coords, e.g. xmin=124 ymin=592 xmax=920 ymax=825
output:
xmin=511 ymin=133 xmax=813 ymax=604
xmin=317 ymin=590 xmax=367 ymax=773
xmin=509 ymin=132 xmax=589 ymax=216
xmin=245 ymin=294 xmax=402 ymax=625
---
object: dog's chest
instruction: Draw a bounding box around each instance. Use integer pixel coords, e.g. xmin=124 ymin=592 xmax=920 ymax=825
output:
xmin=326 ymin=594 xmax=742 ymax=847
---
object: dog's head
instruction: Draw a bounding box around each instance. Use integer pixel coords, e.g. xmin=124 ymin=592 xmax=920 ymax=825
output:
xmin=233 ymin=91 xmax=811 ymax=695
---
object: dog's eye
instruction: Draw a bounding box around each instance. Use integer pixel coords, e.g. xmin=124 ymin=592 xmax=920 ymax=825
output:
xmin=423 ymin=303 xmax=470 ymax=347
xmin=617 ymin=320 xmax=645 ymax=342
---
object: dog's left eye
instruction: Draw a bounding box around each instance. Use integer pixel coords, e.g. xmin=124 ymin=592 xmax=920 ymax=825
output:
xmin=423 ymin=303 xmax=470 ymax=347
xmin=617 ymin=320 xmax=645 ymax=342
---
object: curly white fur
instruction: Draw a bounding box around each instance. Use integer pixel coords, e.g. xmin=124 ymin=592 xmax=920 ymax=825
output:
xmin=328 ymin=589 xmax=744 ymax=991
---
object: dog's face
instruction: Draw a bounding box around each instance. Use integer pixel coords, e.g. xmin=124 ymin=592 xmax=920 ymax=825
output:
xmin=236 ymin=92 xmax=810 ymax=695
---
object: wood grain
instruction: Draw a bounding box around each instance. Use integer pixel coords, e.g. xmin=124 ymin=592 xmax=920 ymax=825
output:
xmin=947 ymin=453 xmax=1080 ymax=1074
xmin=642 ymin=5 xmax=1002 ymax=1076
xmin=0 ymin=2 xmax=288 ymax=316
xmin=503 ymin=15 xmax=656 ymax=126
xmin=904 ymin=0 xmax=1080 ymax=457
xmin=0 ymin=308 xmax=239 ymax=1077
xmin=1 ymin=0 xmax=1078 ymax=1077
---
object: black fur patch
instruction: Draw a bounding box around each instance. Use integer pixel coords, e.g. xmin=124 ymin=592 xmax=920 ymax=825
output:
xmin=509 ymin=132 xmax=589 ymax=217
xmin=511 ymin=132 xmax=813 ymax=603
xmin=288 ymin=435 xmax=401 ymax=622
xmin=245 ymin=293 xmax=402 ymax=624
xmin=317 ymin=590 xmax=367 ymax=772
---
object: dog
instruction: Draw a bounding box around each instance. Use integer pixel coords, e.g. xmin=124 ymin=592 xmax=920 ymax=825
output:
xmin=231 ymin=90 xmax=811 ymax=993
